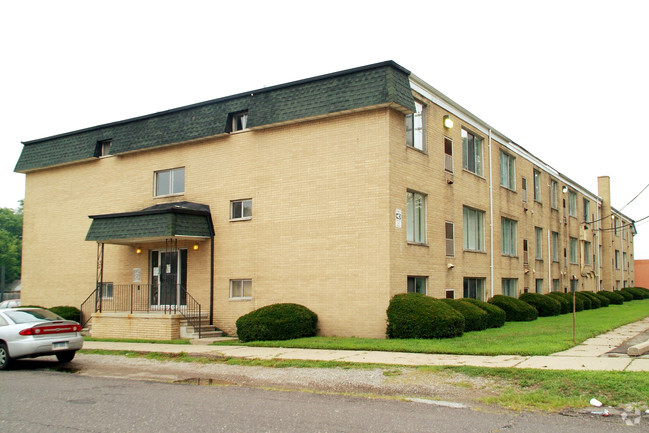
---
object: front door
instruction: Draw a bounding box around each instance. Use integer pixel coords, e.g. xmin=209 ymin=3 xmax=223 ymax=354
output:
xmin=150 ymin=249 xmax=187 ymax=306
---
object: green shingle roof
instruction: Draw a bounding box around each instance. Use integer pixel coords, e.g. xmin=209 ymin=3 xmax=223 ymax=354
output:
xmin=86 ymin=202 xmax=213 ymax=243
xmin=16 ymin=61 xmax=414 ymax=173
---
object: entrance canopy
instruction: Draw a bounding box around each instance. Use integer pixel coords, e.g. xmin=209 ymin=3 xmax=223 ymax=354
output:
xmin=85 ymin=201 xmax=214 ymax=244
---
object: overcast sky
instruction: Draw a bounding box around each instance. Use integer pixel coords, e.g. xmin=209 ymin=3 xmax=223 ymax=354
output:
xmin=1 ymin=0 xmax=648 ymax=259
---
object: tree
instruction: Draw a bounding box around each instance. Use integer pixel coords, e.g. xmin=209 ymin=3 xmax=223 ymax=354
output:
xmin=0 ymin=203 xmax=23 ymax=285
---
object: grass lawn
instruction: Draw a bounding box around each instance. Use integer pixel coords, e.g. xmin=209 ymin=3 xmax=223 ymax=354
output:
xmin=215 ymin=299 xmax=649 ymax=356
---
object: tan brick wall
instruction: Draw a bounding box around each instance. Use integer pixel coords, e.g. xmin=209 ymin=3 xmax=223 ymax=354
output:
xmin=91 ymin=312 xmax=181 ymax=340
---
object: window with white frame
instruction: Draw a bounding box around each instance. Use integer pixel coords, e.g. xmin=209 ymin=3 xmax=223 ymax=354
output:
xmin=552 ymin=231 xmax=559 ymax=262
xmin=445 ymin=289 xmax=455 ymax=299
xmin=568 ymin=190 xmax=577 ymax=217
xmin=461 ymin=129 xmax=483 ymax=175
xmin=406 ymin=101 xmax=425 ymax=151
xmin=155 ymin=167 xmax=185 ymax=197
xmin=623 ymin=252 xmax=627 ymax=270
xmin=500 ymin=151 xmax=515 ymax=190
xmin=552 ymin=279 xmax=560 ymax=292
xmin=97 ymin=139 xmax=112 ymax=157
xmin=550 ymin=180 xmax=558 ymax=209
xmin=522 ymin=177 xmax=528 ymax=202
xmin=502 ymin=278 xmax=518 ymax=297
xmin=463 ymin=206 xmax=485 ymax=251
xmin=407 ymin=191 xmax=426 ymax=244
xmin=463 ymin=278 xmax=485 ymax=300
xmin=501 ymin=217 xmax=517 ymax=256
xmin=584 ymin=241 xmax=592 ymax=266
xmin=445 ymin=221 xmax=454 ymax=257
xmin=231 ymin=199 xmax=252 ymax=220
xmin=569 ymin=237 xmax=578 ymax=263
xmin=615 ymin=250 xmax=620 ymax=269
xmin=583 ymin=198 xmax=590 ymax=222
xmin=444 ymin=137 xmax=453 ymax=172
xmin=101 ymin=282 xmax=114 ymax=299
xmin=407 ymin=276 xmax=427 ymax=294
xmin=231 ymin=111 xmax=248 ymax=132
xmin=533 ymin=170 xmax=542 ymax=202
xmin=535 ymin=227 xmax=543 ymax=260
xmin=230 ymin=279 xmax=252 ymax=299
xmin=535 ymin=279 xmax=543 ymax=294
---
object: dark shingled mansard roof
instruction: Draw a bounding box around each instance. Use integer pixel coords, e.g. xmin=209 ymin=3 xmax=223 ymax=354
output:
xmin=15 ymin=61 xmax=415 ymax=173
xmin=85 ymin=202 xmax=214 ymax=243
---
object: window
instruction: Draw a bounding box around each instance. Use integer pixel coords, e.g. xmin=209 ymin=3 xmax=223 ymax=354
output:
xmin=500 ymin=151 xmax=515 ymax=189
xmin=445 ymin=222 xmax=454 ymax=257
xmin=522 ymin=177 xmax=528 ymax=202
xmin=550 ymin=180 xmax=558 ymax=209
xmin=533 ymin=170 xmax=542 ymax=202
xmin=461 ymin=129 xmax=483 ymax=175
xmin=230 ymin=279 xmax=252 ymax=299
xmin=445 ymin=289 xmax=455 ymax=299
xmin=406 ymin=101 xmax=425 ymax=151
xmin=535 ymin=279 xmax=543 ymax=294
xmin=501 ymin=218 xmax=517 ymax=256
xmin=584 ymin=241 xmax=592 ymax=266
xmin=407 ymin=191 xmax=426 ymax=243
xmin=231 ymin=111 xmax=248 ymax=132
xmin=463 ymin=278 xmax=485 ymax=300
xmin=463 ymin=207 xmax=485 ymax=251
xmin=599 ymin=246 xmax=603 ymax=268
xmin=535 ymin=227 xmax=543 ymax=260
xmin=407 ymin=276 xmax=427 ymax=294
xmin=502 ymin=278 xmax=518 ymax=297
xmin=231 ymin=199 xmax=252 ymax=220
xmin=569 ymin=237 xmax=578 ymax=263
xmin=583 ymin=198 xmax=590 ymax=222
xmin=100 ymin=282 xmax=114 ymax=299
xmin=552 ymin=279 xmax=560 ymax=292
xmin=551 ymin=231 xmax=559 ymax=262
xmin=155 ymin=167 xmax=185 ymax=197
xmin=568 ymin=190 xmax=577 ymax=217
xmin=523 ymin=239 xmax=529 ymax=264
xmin=615 ymin=250 xmax=620 ymax=269
xmin=96 ymin=139 xmax=111 ymax=157
xmin=444 ymin=137 xmax=453 ymax=172
xmin=623 ymin=252 xmax=627 ymax=270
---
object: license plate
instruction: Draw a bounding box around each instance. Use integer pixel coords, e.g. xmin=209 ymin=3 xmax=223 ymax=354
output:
xmin=52 ymin=342 xmax=69 ymax=350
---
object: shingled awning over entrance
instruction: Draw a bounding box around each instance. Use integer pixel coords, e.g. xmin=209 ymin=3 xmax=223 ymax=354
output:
xmin=85 ymin=201 xmax=214 ymax=244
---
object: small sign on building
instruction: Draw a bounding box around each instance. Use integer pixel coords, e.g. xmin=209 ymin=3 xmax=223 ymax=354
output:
xmin=133 ymin=268 xmax=141 ymax=283
xmin=395 ymin=209 xmax=402 ymax=228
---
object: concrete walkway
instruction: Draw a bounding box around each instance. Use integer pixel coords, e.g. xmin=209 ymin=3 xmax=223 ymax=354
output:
xmin=82 ymin=317 xmax=649 ymax=372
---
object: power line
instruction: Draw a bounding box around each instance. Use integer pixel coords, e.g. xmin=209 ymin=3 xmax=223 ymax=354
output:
xmin=620 ymin=182 xmax=649 ymax=211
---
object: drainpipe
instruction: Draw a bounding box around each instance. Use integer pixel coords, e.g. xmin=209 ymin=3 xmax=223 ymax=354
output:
xmin=210 ymin=236 xmax=214 ymax=325
xmin=596 ymin=204 xmax=601 ymax=291
xmin=488 ymin=129 xmax=494 ymax=299
xmin=547 ymin=229 xmax=552 ymax=291
xmin=621 ymin=224 xmax=624 ymax=287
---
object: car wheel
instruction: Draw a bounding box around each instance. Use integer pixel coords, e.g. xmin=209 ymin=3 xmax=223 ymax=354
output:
xmin=55 ymin=351 xmax=76 ymax=363
xmin=0 ymin=343 xmax=11 ymax=370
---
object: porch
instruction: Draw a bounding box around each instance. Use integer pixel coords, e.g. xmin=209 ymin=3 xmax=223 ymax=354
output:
xmin=82 ymin=202 xmax=217 ymax=339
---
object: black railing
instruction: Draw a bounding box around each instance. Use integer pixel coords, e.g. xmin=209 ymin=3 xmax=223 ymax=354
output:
xmin=80 ymin=283 xmax=202 ymax=338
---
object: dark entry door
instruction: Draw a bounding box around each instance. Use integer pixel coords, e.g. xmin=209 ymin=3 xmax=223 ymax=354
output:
xmin=150 ymin=249 xmax=187 ymax=306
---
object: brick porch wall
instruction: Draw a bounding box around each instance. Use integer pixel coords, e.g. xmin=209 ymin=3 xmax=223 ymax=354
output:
xmin=91 ymin=312 xmax=182 ymax=340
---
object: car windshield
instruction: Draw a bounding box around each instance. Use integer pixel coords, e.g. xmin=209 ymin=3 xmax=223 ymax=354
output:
xmin=4 ymin=309 xmax=63 ymax=324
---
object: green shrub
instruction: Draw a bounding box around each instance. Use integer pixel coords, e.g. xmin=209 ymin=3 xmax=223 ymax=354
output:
xmin=633 ymin=287 xmax=649 ymax=296
xmin=597 ymin=290 xmax=625 ymax=305
xmin=236 ymin=303 xmax=318 ymax=342
xmin=621 ymin=287 xmax=649 ymax=300
xmin=574 ymin=292 xmax=592 ymax=310
xmin=49 ymin=306 xmax=81 ymax=322
xmin=616 ymin=289 xmax=634 ymax=301
xmin=545 ymin=293 xmax=570 ymax=314
xmin=519 ymin=293 xmax=561 ymax=317
xmin=578 ymin=291 xmax=601 ymax=309
xmin=590 ymin=291 xmax=610 ymax=307
xmin=552 ymin=292 xmax=584 ymax=311
xmin=488 ymin=295 xmax=538 ymax=322
xmin=387 ymin=293 xmax=464 ymax=339
xmin=460 ymin=298 xmax=506 ymax=329
xmin=441 ymin=299 xmax=488 ymax=332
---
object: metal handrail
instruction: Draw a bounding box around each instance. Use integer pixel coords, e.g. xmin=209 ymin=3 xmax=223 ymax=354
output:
xmin=79 ymin=284 xmax=203 ymax=337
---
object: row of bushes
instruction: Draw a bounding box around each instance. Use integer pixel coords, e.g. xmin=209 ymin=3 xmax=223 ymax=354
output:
xmin=19 ymin=305 xmax=82 ymax=323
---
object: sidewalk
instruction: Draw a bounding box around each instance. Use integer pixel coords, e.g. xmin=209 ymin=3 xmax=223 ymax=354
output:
xmin=82 ymin=317 xmax=649 ymax=372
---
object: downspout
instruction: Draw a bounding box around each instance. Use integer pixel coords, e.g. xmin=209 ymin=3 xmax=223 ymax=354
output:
xmin=596 ymin=204 xmax=601 ymax=291
xmin=210 ymin=235 xmax=214 ymax=325
xmin=621 ymin=223 xmax=625 ymax=287
xmin=488 ymin=129 xmax=494 ymax=299
xmin=547 ymin=229 xmax=552 ymax=291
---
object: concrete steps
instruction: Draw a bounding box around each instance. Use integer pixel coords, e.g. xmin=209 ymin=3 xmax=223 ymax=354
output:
xmin=180 ymin=316 xmax=224 ymax=339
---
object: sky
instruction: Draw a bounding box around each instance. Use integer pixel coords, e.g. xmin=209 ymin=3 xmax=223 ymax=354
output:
xmin=1 ymin=0 xmax=648 ymax=258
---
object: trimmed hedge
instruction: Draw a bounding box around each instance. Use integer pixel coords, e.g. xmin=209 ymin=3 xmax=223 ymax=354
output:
xmin=590 ymin=292 xmax=610 ymax=307
xmin=387 ymin=293 xmax=464 ymax=339
xmin=574 ymin=292 xmax=592 ymax=310
xmin=634 ymin=287 xmax=649 ymax=296
xmin=441 ymin=299 xmax=489 ymax=332
xmin=550 ymin=292 xmax=584 ymax=312
xmin=236 ymin=303 xmax=318 ymax=342
xmin=545 ymin=293 xmax=570 ymax=314
xmin=621 ymin=287 xmax=649 ymax=300
xmin=460 ymin=298 xmax=506 ymax=329
xmin=578 ymin=291 xmax=600 ymax=309
xmin=616 ymin=289 xmax=634 ymax=302
xmin=488 ymin=295 xmax=538 ymax=322
xmin=519 ymin=293 xmax=561 ymax=317
xmin=598 ymin=290 xmax=625 ymax=305
xmin=48 ymin=306 xmax=81 ymax=323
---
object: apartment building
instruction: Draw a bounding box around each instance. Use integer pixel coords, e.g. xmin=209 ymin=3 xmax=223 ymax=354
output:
xmin=15 ymin=61 xmax=636 ymax=339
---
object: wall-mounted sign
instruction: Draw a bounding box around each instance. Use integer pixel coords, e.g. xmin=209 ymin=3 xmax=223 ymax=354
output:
xmin=395 ymin=209 xmax=402 ymax=228
xmin=133 ymin=268 xmax=141 ymax=283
